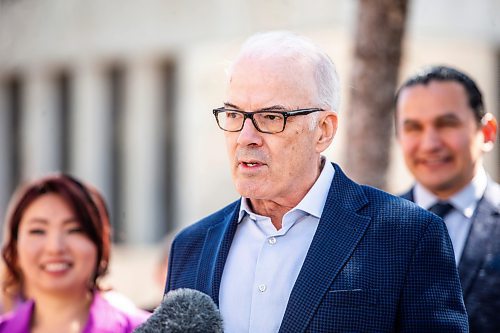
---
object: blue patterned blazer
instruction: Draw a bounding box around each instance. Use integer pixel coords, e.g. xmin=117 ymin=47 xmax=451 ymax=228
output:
xmin=166 ymin=164 xmax=468 ymax=332
xmin=402 ymin=179 xmax=500 ymax=333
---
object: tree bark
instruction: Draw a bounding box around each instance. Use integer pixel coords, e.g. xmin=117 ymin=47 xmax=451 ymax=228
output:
xmin=344 ymin=0 xmax=408 ymax=190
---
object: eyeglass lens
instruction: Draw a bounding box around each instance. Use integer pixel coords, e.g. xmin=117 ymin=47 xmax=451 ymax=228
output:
xmin=217 ymin=110 xmax=285 ymax=133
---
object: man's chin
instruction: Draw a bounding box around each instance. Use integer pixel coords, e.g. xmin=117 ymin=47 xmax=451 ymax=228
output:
xmin=419 ymin=178 xmax=457 ymax=195
xmin=235 ymin=182 xmax=266 ymax=199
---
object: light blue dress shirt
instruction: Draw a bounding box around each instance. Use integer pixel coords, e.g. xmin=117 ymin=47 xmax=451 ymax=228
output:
xmin=219 ymin=158 xmax=334 ymax=333
xmin=414 ymin=167 xmax=487 ymax=264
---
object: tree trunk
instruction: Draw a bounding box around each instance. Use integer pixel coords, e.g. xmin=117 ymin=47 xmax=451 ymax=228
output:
xmin=344 ymin=0 xmax=408 ymax=190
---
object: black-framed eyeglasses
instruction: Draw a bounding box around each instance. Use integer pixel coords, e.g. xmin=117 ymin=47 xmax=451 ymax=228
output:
xmin=212 ymin=107 xmax=324 ymax=134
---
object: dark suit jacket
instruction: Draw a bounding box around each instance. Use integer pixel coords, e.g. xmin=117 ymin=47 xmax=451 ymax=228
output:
xmin=166 ymin=164 xmax=468 ymax=332
xmin=402 ymin=179 xmax=500 ymax=333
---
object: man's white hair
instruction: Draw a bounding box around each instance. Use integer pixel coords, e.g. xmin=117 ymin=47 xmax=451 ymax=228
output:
xmin=227 ymin=30 xmax=341 ymax=117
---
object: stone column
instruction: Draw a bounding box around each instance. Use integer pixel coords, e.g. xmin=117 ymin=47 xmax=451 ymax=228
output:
xmin=123 ymin=58 xmax=166 ymax=244
xmin=70 ymin=63 xmax=113 ymax=212
xmin=21 ymin=69 xmax=61 ymax=179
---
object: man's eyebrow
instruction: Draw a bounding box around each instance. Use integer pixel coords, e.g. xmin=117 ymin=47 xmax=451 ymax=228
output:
xmin=402 ymin=118 xmax=420 ymax=125
xmin=222 ymin=103 xmax=288 ymax=112
xmin=223 ymin=102 xmax=240 ymax=109
xmin=436 ymin=113 xmax=460 ymax=121
xmin=401 ymin=113 xmax=461 ymax=127
xmin=259 ymin=105 xmax=287 ymax=112
xmin=401 ymin=119 xmax=422 ymax=127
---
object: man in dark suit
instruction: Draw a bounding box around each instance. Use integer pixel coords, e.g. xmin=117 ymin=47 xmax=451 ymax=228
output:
xmin=395 ymin=65 xmax=499 ymax=332
xmin=165 ymin=31 xmax=467 ymax=332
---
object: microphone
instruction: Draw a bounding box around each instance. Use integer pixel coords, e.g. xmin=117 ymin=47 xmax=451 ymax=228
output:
xmin=133 ymin=288 xmax=223 ymax=333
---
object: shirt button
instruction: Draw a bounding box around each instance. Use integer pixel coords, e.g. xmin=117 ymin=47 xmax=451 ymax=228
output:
xmin=258 ymin=284 xmax=267 ymax=292
xmin=268 ymin=237 xmax=277 ymax=245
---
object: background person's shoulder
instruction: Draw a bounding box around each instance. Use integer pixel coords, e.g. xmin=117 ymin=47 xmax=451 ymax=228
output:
xmin=360 ymin=184 xmax=440 ymax=232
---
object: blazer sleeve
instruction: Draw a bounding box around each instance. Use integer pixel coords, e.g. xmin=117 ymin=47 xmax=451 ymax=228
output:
xmin=396 ymin=215 xmax=468 ymax=332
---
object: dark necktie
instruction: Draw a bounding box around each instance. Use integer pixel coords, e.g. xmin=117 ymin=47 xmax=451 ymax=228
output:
xmin=428 ymin=202 xmax=454 ymax=219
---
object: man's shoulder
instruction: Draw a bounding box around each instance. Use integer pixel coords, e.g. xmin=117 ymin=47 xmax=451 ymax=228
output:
xmin=342 ymin=184 xmax=440 ymax=239
xmin=174 ymin=199 xmax=240 ymax=241
xmin=329 ymin=164 xmax=431 ymax=224
xmin=348 ymin=185 xmax=451 ymax=256
xmin=360 ymin=184 xmax=429 ymax=217
xmin=167 ymin=200 xmax=240 ymax=286
xmin=484 ymin=179 xmax=500 ymax=207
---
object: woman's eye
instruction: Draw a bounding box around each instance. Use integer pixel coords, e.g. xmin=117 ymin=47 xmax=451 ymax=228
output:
xmin=68 ymin=227 xmax=85 ymax=234
xmin=28 ymin=229 xmax=45 ymax=235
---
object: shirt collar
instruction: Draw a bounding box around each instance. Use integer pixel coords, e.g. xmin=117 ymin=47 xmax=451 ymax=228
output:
xmin=414 ymin=167 xmax=488 ymax=218
xmin=238 ymin=156 xmax=335 ymax=222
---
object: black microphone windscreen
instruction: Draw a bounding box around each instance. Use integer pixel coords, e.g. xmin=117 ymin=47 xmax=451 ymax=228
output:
xmin=133 ymin=288 xmax=223 ymax=333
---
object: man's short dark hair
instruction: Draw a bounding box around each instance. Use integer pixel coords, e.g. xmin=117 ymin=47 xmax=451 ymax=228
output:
xmin=394 ymin=65 xmax=485 ymax=123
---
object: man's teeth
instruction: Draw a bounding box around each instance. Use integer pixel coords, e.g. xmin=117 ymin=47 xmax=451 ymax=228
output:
xmin=245 ymin=162 xmax=257 ymax=167
xmin=44 ymin=262 xmax=70 ymax=272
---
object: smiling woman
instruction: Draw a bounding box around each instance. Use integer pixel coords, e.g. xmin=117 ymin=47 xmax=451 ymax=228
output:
xmin=0 ymin=174 xmax=150 ymax=333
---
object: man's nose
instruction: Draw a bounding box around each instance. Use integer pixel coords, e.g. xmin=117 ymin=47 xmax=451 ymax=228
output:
xmin=236 ymin=118 xmax=262 ymax=146
xmin=420 ymin=127 xmax=443 ymax=151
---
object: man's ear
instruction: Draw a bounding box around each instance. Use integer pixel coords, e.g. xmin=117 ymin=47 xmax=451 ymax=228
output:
xmin=316 ymin=111 xmax=338 ymax=153
xmin=481 ymin=113 xmax=497 ymax=152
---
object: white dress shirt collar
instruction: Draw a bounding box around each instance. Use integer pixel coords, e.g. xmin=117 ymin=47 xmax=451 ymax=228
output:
xmin=414 ymin=166 xmax=487 ymax=218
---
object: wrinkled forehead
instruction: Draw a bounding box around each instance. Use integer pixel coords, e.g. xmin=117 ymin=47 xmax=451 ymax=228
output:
xmin=226 ymin=55 xmax=318 ymax=108
xmin=232 ymin=53 xmax=312 ymax=78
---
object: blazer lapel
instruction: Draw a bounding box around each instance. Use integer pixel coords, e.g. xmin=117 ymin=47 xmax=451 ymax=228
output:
xmin=196 ymin=201 xmax=240 ymax=305
xmin=459 ymin=182 xmax=500 ymax=295
xmin=279 ymin=164 xmax=371 ymax=333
